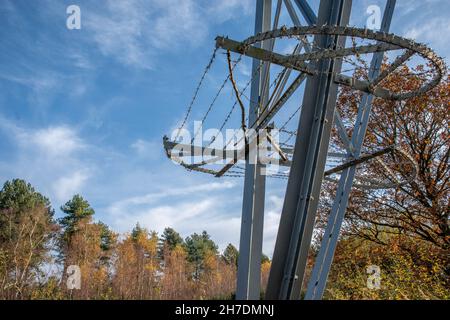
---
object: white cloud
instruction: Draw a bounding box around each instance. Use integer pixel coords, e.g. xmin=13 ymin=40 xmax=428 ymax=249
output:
xmin=263 ymin=195 xmax=283 ymax=256
xmin=0 ymin=118 xmax=93 ymax=206
xmin=206 ymin=0 xmax=253 ymax=23
xmin=105 ymin=180 xmax=283 ymax=254
xmin=0 ymin=119 xmax=84 ymax=157
xmin=151 ymin=0 xmax=207 ymax=49
xmin=396 ymin=1 xmax=450 ymax=58
xmin=84 ymin=0 xmax=253 ymax=69
xmin=404 ymin=18 xmax=450 ymax=51
xmin=0 ymin=72 xmax=61 ymax=106
xmin=85 ymin=0 xmax=207 ymax=69
xmin=106 ymin=180 xmax=239 ymax=250
xmin=110 ymin=196 xmax=240 ymax=251
xmin=114 ymin=198 xmax=216 ymax=231
xmin=108 ymin=181 xmax=235 ymax=215
xmin=396 ymin=0 xmax=441 ymax=17
xmin=53 ymin=170 xmax=90 ymax=203
xmin=69 ymin=52 xmax=94 ymax=70
xmin=131 ymin=139 xmax=161 ymax=159
xmin=28 ymin=126 xmax=85 ymax=157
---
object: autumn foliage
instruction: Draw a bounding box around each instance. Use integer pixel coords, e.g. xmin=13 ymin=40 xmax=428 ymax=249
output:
xmin=314 ymin=64 xmax=449 ymax=299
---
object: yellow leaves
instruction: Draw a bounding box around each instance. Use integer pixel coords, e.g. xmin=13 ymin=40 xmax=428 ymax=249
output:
xmin=203 ymin=249 xmax=218 ymax=272
xmin=323 ymin=233 xmax=450 ymax=300
xmin=172 ymin=244 xmax=188 ymax=259
xmin=144 ymin=263 xmax=157 ymax=273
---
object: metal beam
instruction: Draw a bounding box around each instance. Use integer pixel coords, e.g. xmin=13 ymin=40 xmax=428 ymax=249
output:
xmin=215 ymin=37 xmax=393 ymax=98
xmin=333 ymin=110 xmax=353 ymax=154
xmin=236 ymin=0 xmax=271 ymax=300
xmin=305 ymin=0 xmax=396 ymax=300
xmin=293 ymin=0 xmax=317 ymax=25
xmin=257 ymin=73 xmax=307 ymax=130
xmin=284 ymin=42 xmax=401 ymax=62
xmin=266 ymin=0 xmax=352 ymax=300
xmin=284 ymin=0 xmax=302 ymax=26
xmin=323 ymin=145 xmax=394 ymax=177
xmin=259 ymin=0 xmax=283 ymax=113
xmin=216 ymin=37 xmax=314 ymax=75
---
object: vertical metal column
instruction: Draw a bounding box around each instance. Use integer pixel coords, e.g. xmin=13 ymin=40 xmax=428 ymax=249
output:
xmin=236 ymin=0 xmax=272 ymax=300
xmin=266 ymin=0 xmax=352 ymax=300
xmin=305 ymin=0 xmax=396 ymax=300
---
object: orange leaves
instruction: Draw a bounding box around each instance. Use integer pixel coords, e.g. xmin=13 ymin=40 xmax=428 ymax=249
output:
xmin=322 ymin=233 xmax=449 ymax=299
xmin=332 ymin=63 xmax=450 ymax=252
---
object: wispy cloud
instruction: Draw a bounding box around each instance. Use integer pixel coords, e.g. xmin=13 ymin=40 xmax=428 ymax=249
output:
xmin=107 ymin=181 xmax=235 ymax=215
xmin=131 ymin=139 xmax=161 ymax=160
xmin=206 ymin=0 xmax=253 ymax=23
xmin=104 ymin=179 xmax=283 ymax=254
xmin=106 ymin=180 xmax=240 ymax=250
xmin=0 ymin=72 xmax=62 ymax=107
xmin=0 ymin=117 xmax=92 ymax=206
xmin=404 ymin=18 xmax=450 ymax=55
xmin=53 ymin=170 xmax=90 ymax=203
xmin=263 ymin=195 xmax=283 ymax=256
xmin=83 ymin=0 xmax=253 ymax=70
xmin=27 ymin=126 xmax=86 ymax=157
xmin=394 ymin=0 xmax=450 ymax=58
xmin=85 ymin=0 xmax=207 ymax=70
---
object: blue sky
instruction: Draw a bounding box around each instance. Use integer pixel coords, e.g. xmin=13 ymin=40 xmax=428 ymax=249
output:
xmin=0 ymin=0 xmax=448 ymax=255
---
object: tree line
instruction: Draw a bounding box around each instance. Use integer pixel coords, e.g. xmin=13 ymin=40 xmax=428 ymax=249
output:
xmin=0 ymin=180 xmax=264 ymax=299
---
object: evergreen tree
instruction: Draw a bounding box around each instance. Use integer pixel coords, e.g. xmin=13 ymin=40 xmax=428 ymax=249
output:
xmin=98 ymin=221 xmax=115 ymax=252
xmin=222 ymin=243 xmax=239 ymax=267
xmin=131 ymin=222 xmax=145 ymax=242
xmin=184 ymin=231 xmax=218 ymax=280
xmin=58 ymin=194 xmax=94 ymax=241
xmin=0 ymin=179 xmax=54 ymax=242
xmin=0 ymin=179 xmax=56 ymax=299
xmin=160 ymin=227 xmax=184 ymax=251
xmin=261 ymin=253 xmax=270 ymax=264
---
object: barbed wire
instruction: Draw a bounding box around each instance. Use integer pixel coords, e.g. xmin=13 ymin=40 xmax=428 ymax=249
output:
xmin=207 ymin=55 xmax=265 ymax=148
xmin=221 ymin=61 xmax=291 ymax=150
xmin=174 ymin=47 xmax=219 ymax=141
xmin=189 ymin=53 xmax=243 ymax=144
xmin=168 ymin=25 xmax=443 ymax=188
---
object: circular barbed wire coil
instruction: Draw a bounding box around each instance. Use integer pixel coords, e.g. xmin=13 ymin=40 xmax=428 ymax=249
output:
xmin=224 ymin=25 xmax=447 ymax=101
xmin=163 ymin=24 xmax=445 ymax=190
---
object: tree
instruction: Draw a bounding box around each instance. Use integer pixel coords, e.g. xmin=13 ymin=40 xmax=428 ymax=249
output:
xmin=113 ymin=224 xmax=160 ymax=299
xmin=58 ymin=195 xmax=115 ymax=299
xmin=98 ymin=221 xmax=115 ymax=253
xmin=261 ymin=259 xmax=271 ymax=296
xmin=160 ymin=244 xmax=193 ymax=299
xmin=324 ymin=232 xmax=449 ymax=299
xmin=0 ymin=179 xmax=54 ymax=242
xmin=131 ymin=222 xmax=145 ymax=241
xmin=333 ymin=66 xmax=449 ymax=251
xmin=222 ymin=243 xmax=239 ymax=267
xmin=160 ymin=227 xmax=184 ymax=252
xmin=0 ymin=179 xmax=57 ymax=299
xmin=184 ymin=231 xmax=218 ymax=280
xmin=314 ymin=64 xmax=450 ymax=298
xmin=261 ymin=253 xmax=270 ymax=264
xmin=58 ymin=194 xmax=94 ymax=242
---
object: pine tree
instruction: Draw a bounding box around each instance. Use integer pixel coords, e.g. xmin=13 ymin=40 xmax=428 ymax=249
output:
xmin=222 ymin=243 xmax=239 ymax=267
xmin=0 ymin=179 xmax=56 ymax=299
xmin=159 ymin=227 xmax=184 ymax=259
xmin=184 ymin=231 xmax=218 ymax=280
xmin=58 ymin=194 xmax=94 ymax=242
